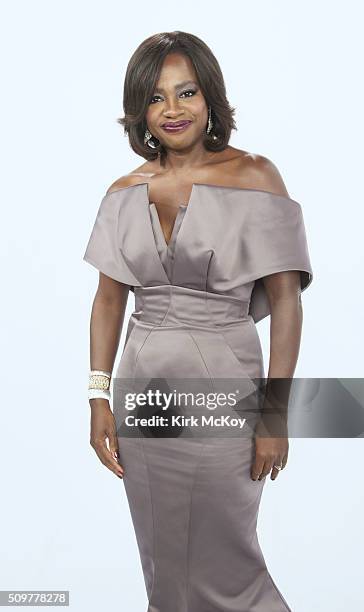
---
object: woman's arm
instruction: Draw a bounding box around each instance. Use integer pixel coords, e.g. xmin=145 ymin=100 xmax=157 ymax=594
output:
xmin=88 ymin=273 xmax=129 ymax=479
xmin=245 ymin=154 xmax=303 ymax=482
xmin=264 ymin=270 xmax=303 ymax=379
xmin=251 ymin=271 xmax=301 ymax=482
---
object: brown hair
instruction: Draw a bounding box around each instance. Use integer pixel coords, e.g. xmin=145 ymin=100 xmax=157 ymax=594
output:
xmin=117 ymin=31 xmax=237 ymax=166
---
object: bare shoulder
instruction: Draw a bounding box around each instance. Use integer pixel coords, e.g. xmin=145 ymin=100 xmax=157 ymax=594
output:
xmin=105 ymin=162 xmax=156 ymax=195
xmin=233 ymin=150 xmax=290 ymax=198
xmin=105 ymin=174 xmax=147 ymax=195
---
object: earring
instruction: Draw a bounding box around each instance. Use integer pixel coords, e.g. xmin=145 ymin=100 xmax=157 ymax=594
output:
xmin=206 ymin=105 xmax=213 ymax=135
xmin=144 ymin=128 xmax=160 ymax=149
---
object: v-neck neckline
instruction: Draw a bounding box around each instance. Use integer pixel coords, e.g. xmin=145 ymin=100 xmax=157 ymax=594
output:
xmin=149 ymin=203 xmax=187 ymax=250
xmin=127 ymin=182 xmax=196 ymax=286
xmin=143 ymin=181 xmax=197 ymax=249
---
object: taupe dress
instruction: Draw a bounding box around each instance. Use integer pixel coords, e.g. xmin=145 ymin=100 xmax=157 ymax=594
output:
xmin=83 ymin=182 xmax=313 ymax=612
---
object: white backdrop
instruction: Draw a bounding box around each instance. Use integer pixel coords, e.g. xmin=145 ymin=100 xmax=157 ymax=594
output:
xmin=1 ymin=1 xmax=363 ymax=610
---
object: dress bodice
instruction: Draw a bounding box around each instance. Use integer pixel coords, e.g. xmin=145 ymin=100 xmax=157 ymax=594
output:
xmin=83 ymin=182 xmax=313 ymax=324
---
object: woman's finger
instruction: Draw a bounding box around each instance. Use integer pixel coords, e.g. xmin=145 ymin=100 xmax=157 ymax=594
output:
xmin=270 ymin=457 xmax=285 ymax=480
xmin=92 ymin=437 xmax=124 ymax=478
xmin=251 ymin=454 xmax=265 ymax=481
xmin=258 ymin=459 xmax=274 ymax=480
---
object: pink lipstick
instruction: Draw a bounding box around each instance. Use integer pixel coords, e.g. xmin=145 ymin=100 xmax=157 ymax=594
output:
xmin=161 ymin=120 xmax=192 ymax=134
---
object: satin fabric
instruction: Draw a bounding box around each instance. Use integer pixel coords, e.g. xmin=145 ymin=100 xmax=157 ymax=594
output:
xmin=83 ymin=182 xmax=313 ymax=611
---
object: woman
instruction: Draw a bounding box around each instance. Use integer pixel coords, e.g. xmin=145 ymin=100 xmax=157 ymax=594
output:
xmin=83 ymin=31 xmax=313 ymax=612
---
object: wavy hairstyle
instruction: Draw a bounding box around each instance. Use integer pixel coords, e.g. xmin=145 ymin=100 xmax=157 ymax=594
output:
xmin=117 ymin=31 xmax=237 ymax=166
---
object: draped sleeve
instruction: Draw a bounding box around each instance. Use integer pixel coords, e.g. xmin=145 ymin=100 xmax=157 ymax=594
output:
xmin=82 ymin=190 xmax=141 ymax=286
xmin=243 ymin=191 xmax=313 ymax=323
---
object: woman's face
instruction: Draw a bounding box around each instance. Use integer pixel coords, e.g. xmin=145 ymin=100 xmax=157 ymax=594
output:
xmin=145 ymin=52 xmax=208 ymax=151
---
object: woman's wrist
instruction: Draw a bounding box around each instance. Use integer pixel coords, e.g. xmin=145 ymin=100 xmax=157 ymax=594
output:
xmin=89 ymin=397 xmax=111 ymax=409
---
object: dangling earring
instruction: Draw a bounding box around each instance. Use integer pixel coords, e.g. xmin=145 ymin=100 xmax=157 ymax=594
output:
xmin=206 ymin=105 xmax=213 ymax=135
xmin=144 ymin=128 xmax=160 ymax=149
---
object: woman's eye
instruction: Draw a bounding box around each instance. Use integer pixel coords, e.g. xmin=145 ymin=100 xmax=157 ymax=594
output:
xmin=150 ymin=95 xmax=162 ymax=104
xmin=180 ymin=89 xmax=196 ymax=98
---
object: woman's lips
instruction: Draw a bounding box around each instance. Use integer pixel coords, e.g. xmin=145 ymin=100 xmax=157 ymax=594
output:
xmin=161 ymin=121 xmax=192 ymax=134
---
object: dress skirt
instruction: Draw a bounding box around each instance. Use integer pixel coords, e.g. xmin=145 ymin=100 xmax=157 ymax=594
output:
xmin=117 ymin=435 xmax=292 ymax=612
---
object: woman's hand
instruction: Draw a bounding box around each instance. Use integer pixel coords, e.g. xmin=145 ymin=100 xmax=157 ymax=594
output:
xmin=89 ymin=399 xmax=124 ymax=479
xmin=251 ymin=420 xmax=289 ymax=481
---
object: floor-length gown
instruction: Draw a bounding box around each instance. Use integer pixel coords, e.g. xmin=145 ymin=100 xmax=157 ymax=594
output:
xmin=83 ymin=182 xmax=313 ymax=612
